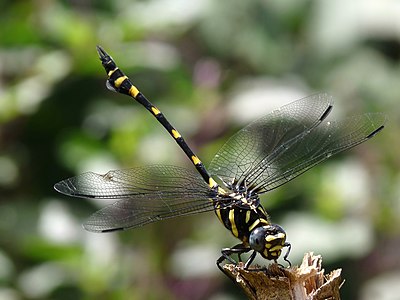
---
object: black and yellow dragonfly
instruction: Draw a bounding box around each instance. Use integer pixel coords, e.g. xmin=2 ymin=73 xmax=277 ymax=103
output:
xmin=54 ymin=46 xmax=385 ymax=271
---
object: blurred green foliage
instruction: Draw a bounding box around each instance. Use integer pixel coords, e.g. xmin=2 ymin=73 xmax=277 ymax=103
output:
xmin=1 ymin=0 xmax=400 ymax=299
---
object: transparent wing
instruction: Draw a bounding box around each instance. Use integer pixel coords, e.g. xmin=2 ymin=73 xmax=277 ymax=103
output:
xmin=210 ymin=94 xmax=386 ymax=194
xmin=54 ymin=165 xmax=216 ymax=232
xmin=209 ymin=93 xmax=333 ymax=188
xmin=247 ymin=113 xmax=386 ymax=193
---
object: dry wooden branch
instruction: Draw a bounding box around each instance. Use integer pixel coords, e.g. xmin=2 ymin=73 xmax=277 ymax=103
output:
xmin=221 ymin=252 xmax=343 ymax=300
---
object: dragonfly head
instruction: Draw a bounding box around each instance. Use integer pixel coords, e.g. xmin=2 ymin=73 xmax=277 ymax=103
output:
xmin=249 ymin=224 xmax=288 ymax=261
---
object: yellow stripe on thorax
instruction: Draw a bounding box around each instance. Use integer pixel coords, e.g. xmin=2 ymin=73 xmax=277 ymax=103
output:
xmin=229 ymin=209 xmax=238 ymax=237
xmin=217 ymin=187 xmax=226 ymax=194
xmin=245 ymin=210 xmax=251 ymax=223
xmin=215 ymin=204 xmax=223 ymax=223
xmin=248 ymin=219 xmax=260 ymax=232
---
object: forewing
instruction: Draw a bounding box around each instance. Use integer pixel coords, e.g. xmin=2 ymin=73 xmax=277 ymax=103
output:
xmin=54 ymin=165 xmax=215 ymax=232
xmin=248 ymin=112 xmax=386 ymax=193
xmin=209 ymin=93 xmax=333 ymax=187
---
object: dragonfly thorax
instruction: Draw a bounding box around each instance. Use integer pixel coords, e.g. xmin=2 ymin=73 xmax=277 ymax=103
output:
xmin=226 ymin=191 xmax=260 ymax=210
xmin=221 ymin=177 xmax=261 ymax=210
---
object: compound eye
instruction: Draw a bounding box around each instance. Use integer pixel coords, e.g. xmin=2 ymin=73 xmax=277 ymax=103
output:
xmin=249 ymin=227 xmax=266 ymax=252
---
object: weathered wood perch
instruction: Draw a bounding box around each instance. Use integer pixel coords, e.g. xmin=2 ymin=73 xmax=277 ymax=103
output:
xmin=222 ymin=252 xmax=343 ymax=300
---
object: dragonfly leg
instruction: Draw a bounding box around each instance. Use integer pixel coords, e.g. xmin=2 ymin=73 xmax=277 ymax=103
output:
xmin=216 ymin=243 xmax=251 ymax=274
xmin=243 ymin=250 xmax=257 ymax=269
xmin=283 ymin=242 xmax=292 ymax=267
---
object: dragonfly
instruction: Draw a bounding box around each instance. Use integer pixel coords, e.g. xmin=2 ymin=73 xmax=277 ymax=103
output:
xmin=54 ymin=46 xmax=386 ymax=272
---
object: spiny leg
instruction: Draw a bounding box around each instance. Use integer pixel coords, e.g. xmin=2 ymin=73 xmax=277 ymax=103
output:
xmin=282 ymin=242 xmax=292 ymax=267
xmin=216 ymin=243 xmax=251 ymax=272
xmin=221 ymin=244 xmax=250 ymax=264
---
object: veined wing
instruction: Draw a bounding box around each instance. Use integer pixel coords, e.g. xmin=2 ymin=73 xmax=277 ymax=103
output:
xmin=210 ymin=93 xmax=385 ymax=194
xmin=246 ymin=112 xmax=386 ymax=193
xmin=54 ymin=165 xmax=216 ymax=232
xmin=209 ymin=93 xmax=333 ymax=188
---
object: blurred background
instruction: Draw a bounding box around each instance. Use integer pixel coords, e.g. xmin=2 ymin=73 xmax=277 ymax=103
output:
xmin=1 ymin=0 xmax=399 ymax=299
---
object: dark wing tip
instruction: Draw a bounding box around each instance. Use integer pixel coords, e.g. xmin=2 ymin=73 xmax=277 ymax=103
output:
xmin=366 ymin=124 xmax=385 ymax=139
xmin=365 ymin=112 xmax=387 ymax=139
xmin=319 ymin=104 xmax=333 ymax=122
